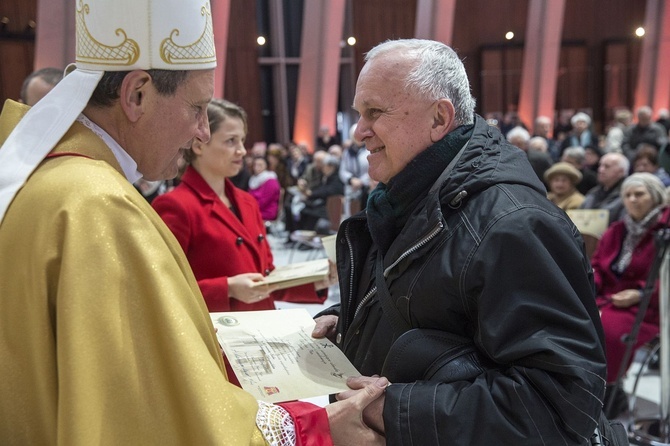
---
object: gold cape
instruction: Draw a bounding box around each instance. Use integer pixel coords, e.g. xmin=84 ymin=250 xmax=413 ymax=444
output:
xmin=0 ymin=100 xmax=267 ymax=445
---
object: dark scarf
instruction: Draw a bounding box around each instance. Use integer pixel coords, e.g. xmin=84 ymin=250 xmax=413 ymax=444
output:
xmin=367 ymin=125 xmax=474 ymax=255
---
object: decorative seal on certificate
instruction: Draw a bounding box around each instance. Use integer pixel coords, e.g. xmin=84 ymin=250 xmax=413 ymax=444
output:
xmin=218 ymin=316 xmax=240 ymax=327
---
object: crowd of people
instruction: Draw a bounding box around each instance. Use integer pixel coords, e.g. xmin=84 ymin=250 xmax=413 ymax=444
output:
xmin=490 ymin=104 xmax=670 ymax=421
xmin=3 ymin=0 xmax=667 ymax=439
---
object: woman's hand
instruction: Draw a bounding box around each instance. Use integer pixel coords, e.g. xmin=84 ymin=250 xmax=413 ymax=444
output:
xmin=610 ymin=289 xmax=642 ymax=308
xmin=228 ymin=273 xmax=276 ymax=304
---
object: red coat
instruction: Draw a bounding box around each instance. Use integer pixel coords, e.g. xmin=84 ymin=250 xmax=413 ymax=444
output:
xmin=591 ymin=207 xmax=669 ymax=382
xmin=153 ymin=166 xmax=324 ymax=312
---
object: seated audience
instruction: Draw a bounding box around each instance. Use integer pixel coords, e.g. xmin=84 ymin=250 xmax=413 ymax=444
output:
xmin=623 ymin=106 xmax=668 ymax=159
xmin=559 ymin=112 xmax=598 ymax=157
xmin=339 ymin=124 xmax=370 ymax=216
xmin=584 ymin=145 xmax=603 ymax=172
xmin=328 ymin=144 xmax=343 ymax=160
xmin=657 ymin=108 xmax=670 ymax=134
xmin=532 ymin=115 xmax=561 ymax=161
xmin=633 ymin=143 xmax=670 ymax=186
xmin=315 ymin=125 xmax=340 ymax=152
xmin=561 ymin=146 xmax=599 ymax=194
xmin=285 ymin=151 xmax=328 ymax=237
xmin=287 ymin=143 xmax=310 ymax=183
xmin=544 ymin=162 xmax=584 ymax=211
xmin=248 ymin=156 xmax=281 ymax=220
xmin=605 ymin=108 xmax=633 ymax=153
xmin=592 ymin=173 xmax=669 ymax=418
xmin=507 ymin=126 xmax=552 ymax=185
xmin=300 ymin=150 xmax=327 ymax=190
xmin=267 ymin=143 xmax=293 ymax=190
xmin=580 ymin=152 xmax=629 ymax=225
xmin=528 ymin=136 xmax=555 ymax=186
xmin=298 ymin=155 xmax=345 ymax=231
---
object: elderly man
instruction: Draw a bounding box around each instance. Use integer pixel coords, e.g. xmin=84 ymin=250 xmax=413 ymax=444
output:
xmin=313 ymin=39 xmax=607 ymax=445
xmin=507 ymin=126 xmax=553 ymax=186
xmin=533 ymin=115 xmax=561 ymax=161
xmin=580 ymin=152 xmax=630 ymax=225
xmin=562 ymin=145 xmax=599 ymax=194
xmin=0 ymin=0 xmax=384 ymax=444
xmin=19 ymin=67 xmax=63 ymax=106
xmin=622 ymin=105 xmax=669 ymax=159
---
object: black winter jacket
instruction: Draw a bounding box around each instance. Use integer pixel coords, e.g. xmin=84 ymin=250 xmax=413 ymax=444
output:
xmin=327 ymin=115 xmax=607 ymax=445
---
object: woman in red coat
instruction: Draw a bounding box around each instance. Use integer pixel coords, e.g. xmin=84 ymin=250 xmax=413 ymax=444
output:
xmin=153 ymin=99 xmax=330 ymax=313
xmin=592 ymin=172 xmax=669 ymax=416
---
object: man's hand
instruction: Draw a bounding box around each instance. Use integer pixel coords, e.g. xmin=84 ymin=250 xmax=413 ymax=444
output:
xmin=312 ymin=315 xmax=338 ymax=342
xmin=325 ymin=377 xmax=388 ymax=445
xmin=336 ymin=376 xmax=387 ymax=435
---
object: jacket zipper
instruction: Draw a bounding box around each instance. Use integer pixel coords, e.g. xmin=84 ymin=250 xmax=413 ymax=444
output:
xmin=342 ymin=220 xmax=444 ymax=342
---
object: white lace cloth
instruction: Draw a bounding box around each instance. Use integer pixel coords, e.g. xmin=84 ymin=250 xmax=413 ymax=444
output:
xmin=256 ymin=401 xmax=296 ymax=446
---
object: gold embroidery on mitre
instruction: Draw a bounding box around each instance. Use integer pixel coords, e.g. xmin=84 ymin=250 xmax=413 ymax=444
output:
xmin=76 ymin=0 xmax=140 ymax=66
xmin=160 ymin=4 xmax=216 ymax=65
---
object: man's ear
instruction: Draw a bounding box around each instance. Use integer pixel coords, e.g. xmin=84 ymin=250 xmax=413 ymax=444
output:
xmin=431 ymin=99 xmax=456 ymax=142
xmin=191 ymin=138 xmax=204 ymax=156
xmin=119 ymin=70 xmax=152 ymax=123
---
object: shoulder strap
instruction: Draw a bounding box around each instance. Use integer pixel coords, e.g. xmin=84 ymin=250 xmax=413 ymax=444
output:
xmin=374 ymin=138 xmax=472 ymax=334
xmin=375 ymin=249 xmax=412 ymax=333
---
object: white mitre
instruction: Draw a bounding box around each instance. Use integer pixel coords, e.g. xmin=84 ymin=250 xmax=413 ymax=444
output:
xmin=0 ymin=0 xmax=217 ymax=222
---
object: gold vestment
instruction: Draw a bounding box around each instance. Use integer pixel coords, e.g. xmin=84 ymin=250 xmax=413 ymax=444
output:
xmin=0 ymin=100 xmax=267 ymax=445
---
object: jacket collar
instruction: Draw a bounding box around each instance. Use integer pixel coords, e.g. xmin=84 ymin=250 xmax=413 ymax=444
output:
xmin=180 ymin=165 xmax=259 ymax=239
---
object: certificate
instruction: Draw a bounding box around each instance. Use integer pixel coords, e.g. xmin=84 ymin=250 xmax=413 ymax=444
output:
xmin=211 ymin=309 xmax=361 ymax=403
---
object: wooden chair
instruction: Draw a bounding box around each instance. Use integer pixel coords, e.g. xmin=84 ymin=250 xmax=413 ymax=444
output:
xmin=581 ymin=233 xmax=600 ymax=260
xmin=287 ymin=195 xmax=343 ymax=263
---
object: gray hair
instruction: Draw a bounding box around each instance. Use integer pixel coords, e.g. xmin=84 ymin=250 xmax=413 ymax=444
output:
xmin=621 ymin=172 xmax=667 ymax=206
xmin=562 ymin=146 xmax=586 ymax=164
xmin=602 ymin=152 xmax=630 ymax=175
xmin=506 ymin=126 xmax=531 ymax=143
xmin=323 ymin=154 xmax=340 ymax=168
xmin=528 ymin=136 xmax=549 ymax=153
xmin=365 ymin=39 xmax=476 ymax=126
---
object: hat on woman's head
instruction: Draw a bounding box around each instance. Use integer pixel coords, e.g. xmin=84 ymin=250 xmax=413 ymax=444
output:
xmin=544 ymin=162 xmax=583 ymax=185
xmin=0 ymin=0 xmax=217 ymax=222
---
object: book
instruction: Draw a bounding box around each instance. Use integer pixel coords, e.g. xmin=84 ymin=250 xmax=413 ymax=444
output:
xmin=251 ymin=258 xmax=329 ymax=290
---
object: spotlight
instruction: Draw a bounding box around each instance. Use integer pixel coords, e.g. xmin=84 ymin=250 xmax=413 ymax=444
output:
xmin=347 ymin=36 xmax=356 ymax=46
xmin=257 ymin=36 xmax=266 ymax=46
xmin=505 ymin=31 xmax=514 ymax=40
xmin=635 ymin=27 xmax=645 ymax=37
